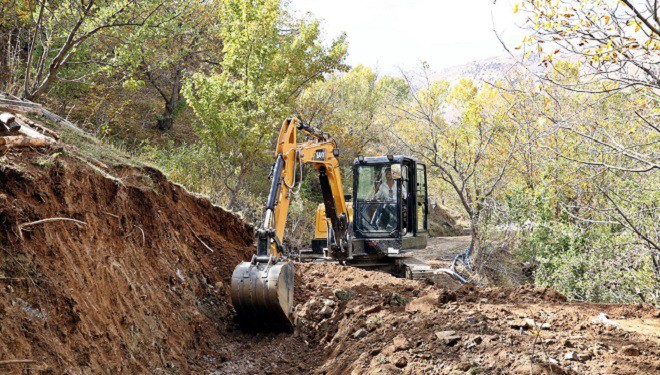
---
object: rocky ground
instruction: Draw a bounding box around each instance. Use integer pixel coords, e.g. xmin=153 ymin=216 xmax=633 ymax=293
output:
xmin=288 ymin=263 xmax=660 ymax=374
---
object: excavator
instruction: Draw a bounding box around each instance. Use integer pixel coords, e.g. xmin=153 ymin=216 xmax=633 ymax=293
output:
xmin=230 ymin=117 xmax=432 ymax=329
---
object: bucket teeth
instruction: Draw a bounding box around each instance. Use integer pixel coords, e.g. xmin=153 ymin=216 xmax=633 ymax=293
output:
xmin=230 ymin=259 xmax=295 ymax=331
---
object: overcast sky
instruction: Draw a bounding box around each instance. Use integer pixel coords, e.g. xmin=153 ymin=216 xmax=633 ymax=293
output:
xmin=290 ymin=0 xmax=526 ymax=74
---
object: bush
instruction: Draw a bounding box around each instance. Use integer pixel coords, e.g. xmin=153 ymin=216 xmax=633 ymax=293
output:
xmin=502 ymin=185 xmax=659 ymax=304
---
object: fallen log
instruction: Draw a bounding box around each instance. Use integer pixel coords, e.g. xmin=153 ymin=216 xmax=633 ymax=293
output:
xmin=0 ymin=112 xmax=20 ymax=132
xmin=0 ymin=112 xmax=15 ymax=125
xmin=15 ymin=114 xmax=59 ymax=139
xmin=0 ymin=135 xmax=56 ymax=148
xmin=17 ymin=122 xmax=56 ymax=143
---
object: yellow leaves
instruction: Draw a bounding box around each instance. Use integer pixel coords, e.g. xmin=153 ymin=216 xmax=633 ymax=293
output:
xmin=604 ymin=15 xmax=610 ymax=24
xmin=628 ymin=128 xmax=635 ymax=135
xmin=513 ymin=3 xmax=519 ymax=13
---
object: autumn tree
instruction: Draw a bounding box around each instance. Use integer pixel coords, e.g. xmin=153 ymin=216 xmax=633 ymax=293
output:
xmin=516 ymin=1 xmax=660 ymax=264
xmin=296 ymin=65 xmax=394 ymax=159
xmin=183 ymin=0 xmax=348 ymax=210
xmin=5 ymin=0 xmax=167 ymax=100
xmin=387 ymin=65 xmax=522 ymax=257
xmin=114 ymin=0 xmax=222 ymax=130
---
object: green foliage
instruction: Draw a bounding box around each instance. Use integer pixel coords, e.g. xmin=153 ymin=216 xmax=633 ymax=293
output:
xmin=521 ymin=222 xmax=659 ymax=303
xmin=183 ymin=0 xmax=347 ymax=210
xmin=503 ymin=180 xmax=659 ymax=304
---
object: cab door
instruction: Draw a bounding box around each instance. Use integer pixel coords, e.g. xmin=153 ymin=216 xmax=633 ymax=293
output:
xmin=415 ymin=163 xmax=428 ymax=233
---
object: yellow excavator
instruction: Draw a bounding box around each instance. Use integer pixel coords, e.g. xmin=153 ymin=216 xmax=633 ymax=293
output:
xmin=230 ymin=118 xmax=431 ymax=329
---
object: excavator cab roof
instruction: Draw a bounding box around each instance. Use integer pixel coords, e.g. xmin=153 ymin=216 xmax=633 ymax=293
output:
xmin=353 ymin=155 xmax=418 ymax=165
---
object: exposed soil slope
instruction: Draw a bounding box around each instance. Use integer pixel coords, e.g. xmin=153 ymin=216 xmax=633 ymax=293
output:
xmin=0 ymin=148 xmax=255 ymax=373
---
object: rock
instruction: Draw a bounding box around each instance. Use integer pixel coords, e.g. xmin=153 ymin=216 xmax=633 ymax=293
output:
xmin=620 ymin=345 xmax=640 ymax=356
xmin=564 ymin=351 xmax=580 ymax=362
xmin=577 ymin=352 xmax=592 ymax=361
xmin=563 ymin=339 xmax=575 ymax=348
xmin=370 ymin=348 xmax=381 ymax=356
xmin=406 ymin=293 xmax=440 ymax=313
xmin=466 ymin=316 xmax=478 ymax=325
xmin=318 ymin=298 xmax=336 ymax=317
xmin=353 ymin=329 xmax=367 ymax=339
xmin=393 ymin=334 xmax=411 ymax=351
xmin=592 ymin=312 xmax=621 ymax=327
xmin=435 ymin=331 xmax=461 ymax=346
xmin=366 ymin=323 xmax=377 ymax=332
xmin=466 ymin=336 xmax=483 ymax=349
xmin=509 ymin=319 xmax=531 ymax=330
xmin=435 ymin=330 xmax=457 ymax=338
xmin=393 ymin=355 xmax=408 ymax=368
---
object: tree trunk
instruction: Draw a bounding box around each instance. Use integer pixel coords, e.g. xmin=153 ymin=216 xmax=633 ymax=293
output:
xmin=227 ymin=163 xmax=249 ymax=211
xmin=467 ymin=209 xmax=483 ymax=268
xmin=156 ymin=102 xmax=175 ymax=131
xmin=156 ymin=68 xmax=183 ymax=131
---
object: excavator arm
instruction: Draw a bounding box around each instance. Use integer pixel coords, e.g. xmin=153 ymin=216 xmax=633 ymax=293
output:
xmin=259 ymin=117 xmax=351 ymax=258
xmin=231 ymin=117 xmax=351 ymax=330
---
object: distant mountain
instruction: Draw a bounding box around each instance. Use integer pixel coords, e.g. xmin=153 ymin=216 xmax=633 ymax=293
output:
xmin=433 ymin=53 xmax=544 ymax=85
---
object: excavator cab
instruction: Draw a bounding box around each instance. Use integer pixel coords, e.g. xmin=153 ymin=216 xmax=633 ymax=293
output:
xmin=351 ymin=155 xmax=428 ymax=258
xmin=308 ymin=155 xmax=430 ymax=277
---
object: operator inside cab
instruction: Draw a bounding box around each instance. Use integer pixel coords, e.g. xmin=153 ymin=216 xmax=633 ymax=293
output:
xmin=374 ymin=167 xmax=407 ymax=201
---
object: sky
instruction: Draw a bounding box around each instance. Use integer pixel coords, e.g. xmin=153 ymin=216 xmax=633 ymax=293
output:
xmin=290 ymin=0 xmax=526 ymax=74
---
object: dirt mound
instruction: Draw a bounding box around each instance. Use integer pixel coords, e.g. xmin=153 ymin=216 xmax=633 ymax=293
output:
xmin=0 ymin=148 xmax=255 ymax=373
xmin=294 ymin=263 xmax=660 ymax=375
xmin=427 ymin=203 xmax=465 ymax=237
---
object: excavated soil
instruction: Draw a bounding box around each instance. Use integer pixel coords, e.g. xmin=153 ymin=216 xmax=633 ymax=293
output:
xmin=1 ymin=146 xmax=659 ymax=374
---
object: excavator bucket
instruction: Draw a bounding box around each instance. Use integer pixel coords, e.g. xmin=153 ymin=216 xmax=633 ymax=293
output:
xmin=230 ymin=256 xmax=295 ymax=331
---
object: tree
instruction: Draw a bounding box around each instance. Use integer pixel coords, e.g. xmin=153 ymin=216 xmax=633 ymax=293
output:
xmin=516 ymin=0 xmax=660 ymax=257
xmin=387 ymin=64 xmax=522 ymax=258
xmin=296 ymin=65 xmax=392 ymax=159
xmin=0 ymin=0 xmax=34 ymax=93
xmin=114 ymin=0 xmax=222 ymax=130
xmin=13 ymin=0 xmax=166 ymax=100
xmin=518 ymin=0 xmax=660 ymax=91
xmin=183 ymin=0 xmax=348 ymax=210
